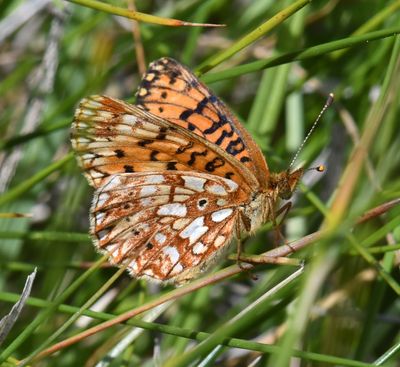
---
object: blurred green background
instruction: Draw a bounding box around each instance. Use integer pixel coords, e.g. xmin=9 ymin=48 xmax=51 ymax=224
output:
xmin=0 ymin=0 xmax=399 ymax=366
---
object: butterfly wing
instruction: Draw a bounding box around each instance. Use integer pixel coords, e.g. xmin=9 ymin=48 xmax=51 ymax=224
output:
xmin=71 ymin=95 xmax=259 ymax=191
xmin=136 ymin=57 xmax=269 ymax=184
xmin=91 ymin=171 xmax=247 ymax=283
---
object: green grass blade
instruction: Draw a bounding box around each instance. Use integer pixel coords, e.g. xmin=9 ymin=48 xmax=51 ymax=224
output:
xmin=196 ymin=0 xmax=311 ymax=74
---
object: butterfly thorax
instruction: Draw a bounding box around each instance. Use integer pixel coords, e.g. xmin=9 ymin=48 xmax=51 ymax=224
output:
xmin=240 ymin=191 xmax=276 ymax=234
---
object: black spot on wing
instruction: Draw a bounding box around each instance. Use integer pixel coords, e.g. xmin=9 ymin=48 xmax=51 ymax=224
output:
xmin=187 ymin=150 xmax=207 ymax=166
xmin=226 ymin=138 xmax=245 ymax=156
xmin=209 ymin=95 xmax=218 ymax=103
xmin=203 ymin=113 xmax=229 ymax=135
xmin=140 ymin=79 xmax=151 ymax=90
xmin=138 ymin=140 xmax=152 ymax=147
xmin=215 ymin=129 xmax=234 ymax=146
xmin=180 ymin=109 xmax=194 ymax=121
xmin=198 ymin=199 xmax=207 ymax=206
xmin=168 ymin=71 xmax=179 ymax=85
xmin=114 ymin=149 xmax=125 ymax=158
xmin=205 ymin=157 xmax=225 ymax=172
xmin=179 ymin=97 xmax=209 ymax=121
xmin=157 ymin=132 xmax=167 ymax=140
xmin=167 ymin=162 xmax=177 ymax=170
xmin=195 ymin=97 xmax=209 ymax=114
xmin=124 ymin=165 xmax=134 ymax=173
xmin=150 ymin=150 xmax=159 ymax=161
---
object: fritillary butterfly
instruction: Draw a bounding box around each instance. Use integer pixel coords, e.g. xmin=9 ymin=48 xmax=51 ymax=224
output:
xmin=71 ymin=58 xmax=303 ymax=284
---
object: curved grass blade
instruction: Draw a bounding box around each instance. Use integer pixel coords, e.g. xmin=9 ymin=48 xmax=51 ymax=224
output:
xmin=68 ymin=0 xmax=225 ymax=27
xmin=0 ymin=269 xmax=37 ymax=346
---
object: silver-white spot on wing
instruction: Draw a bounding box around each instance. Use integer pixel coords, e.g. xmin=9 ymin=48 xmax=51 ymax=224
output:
xmin=182 ymin=176 xmax=206 ymax=192
xmin=144 ymin=174 xmax=165 ymax=184
xmin=103 ymin=175 xmax=123 ymax=190
xmin=211 ymin=208 xmax=233 ymax=223
xmin=192 ymin=242 xmax=207 ymax=255
xmin=206 ymin=184 xmax=227 ymax=196
xmin=95 ymin=211 xmax=105 ymax=223
xmin=96 ymin=192 xmax=109 ymax=207
xmin=155 ymin=232 xmax=167 ymax=244
xmin=129 ymin=259 xmax=138 ymax=272
xmin=162 ymin=246 xmax=180 ymax=263
xmin=180 ymin=217 xmax=208 ymax=245
xmin=169 ymin=263 xmax=184 ymax=276
xmin=223 ymin=178 xmax=238 ymax=192
xmin=121 ymin=114 xmax=138 ymax=124
xmin=157 ymin=203 xmax=187 ymax=217
xmin=139 ymin=186 xmax=158 ymax=197
xmin=140 ymin=197 xmax=153 ymax=207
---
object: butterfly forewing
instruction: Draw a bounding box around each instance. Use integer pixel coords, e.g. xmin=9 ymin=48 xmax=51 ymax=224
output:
xmin=72 ymin=95 xmax=258 ymax=191
xmin=136 ymin=57 xmax=269 ymax=184
xmin=91 ymin=171 xmax=247 ymax=282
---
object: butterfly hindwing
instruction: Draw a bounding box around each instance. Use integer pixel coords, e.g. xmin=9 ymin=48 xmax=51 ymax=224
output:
xmin=91 ymin=171 xmax=246 ymax=282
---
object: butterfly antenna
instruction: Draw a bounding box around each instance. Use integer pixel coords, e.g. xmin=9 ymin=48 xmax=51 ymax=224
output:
xmin=289 ymin=93 xmax=334 ymax=169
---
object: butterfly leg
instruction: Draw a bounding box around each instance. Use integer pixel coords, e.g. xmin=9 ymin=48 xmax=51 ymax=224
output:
xmin=272 ymin=201 xmax=296 ymax=253
xmin=235 ymin=211 xmax=258 ymax=280
xmin=266 ymin=197 xmax=290 ymax=247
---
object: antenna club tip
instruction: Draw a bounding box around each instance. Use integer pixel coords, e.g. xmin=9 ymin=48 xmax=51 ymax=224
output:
xmin=306 ymin=164 xmax=325 ymax=173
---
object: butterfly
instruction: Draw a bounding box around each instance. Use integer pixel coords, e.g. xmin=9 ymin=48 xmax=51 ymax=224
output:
xmin=71 ymin=57 xmax=303 ymax=284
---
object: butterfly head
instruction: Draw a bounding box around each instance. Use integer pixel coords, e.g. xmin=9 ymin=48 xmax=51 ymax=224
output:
xmin=269 ymin=168 xmax=304 ymax=200
xmin=273 ymin=164 xmax=325 ymax=200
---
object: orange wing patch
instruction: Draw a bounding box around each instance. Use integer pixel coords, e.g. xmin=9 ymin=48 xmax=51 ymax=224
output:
xmin=136 ymin=58 xmax=269 ymax=183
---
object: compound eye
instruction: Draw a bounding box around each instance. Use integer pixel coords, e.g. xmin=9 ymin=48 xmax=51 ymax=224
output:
xmin=279 ymin=190 xmax=292 ymax=200
xmin=278 ymin=182 xmax=292 ymax=200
